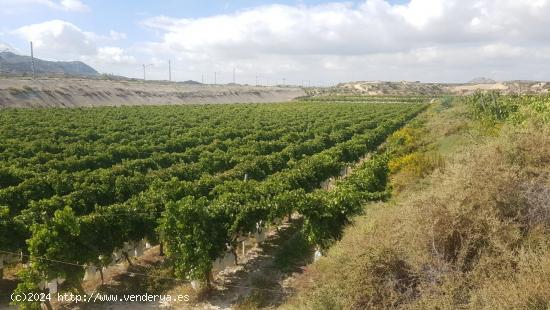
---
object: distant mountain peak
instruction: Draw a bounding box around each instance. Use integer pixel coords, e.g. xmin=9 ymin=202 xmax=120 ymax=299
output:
xmin=182 ymin=80 xmax=202 ymax=85
xmin=469 ymin=77 xmax=497 ymax=84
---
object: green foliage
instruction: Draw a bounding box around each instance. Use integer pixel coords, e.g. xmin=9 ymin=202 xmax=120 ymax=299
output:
xmin=439 ymin=96 xmax=455 ymax=109
xmin=0 ymin=99 xmax=425 ymax=301
xmin=465 ymin=91 xmax=519 ymax=121
xmin=301 ymin=155 xmax=390 ymax=250
xmin=273 ymin=230 xmax=313 ymax=272
xmin=159 ymin=197 xmax=226 ymax=281
xmin=0 ymin=167 xmax=26 ymax=188
xmin=27 ymin=207 xmax=84 ymax=284
xmin=463 ymin=91 xmax=550 ymax=125
xmin=0 ymin=206 xmax=26 ymax=252
xmin=12 ymin=268 xmax=43 ymax=310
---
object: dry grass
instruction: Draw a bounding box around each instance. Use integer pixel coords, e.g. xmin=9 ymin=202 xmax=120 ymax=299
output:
xmin=234 ymin=274 xmax=280 ymax=310
xmin=282 ymin=104 xmax=550 ymax=310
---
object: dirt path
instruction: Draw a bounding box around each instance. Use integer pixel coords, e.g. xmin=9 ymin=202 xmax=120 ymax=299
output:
xmin=196 ymin=217 xmax=305 ymax=309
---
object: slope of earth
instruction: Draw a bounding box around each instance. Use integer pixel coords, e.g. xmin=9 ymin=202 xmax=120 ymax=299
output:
xmin=337 ymin=81 xmax=447 ymax=95
xmin=331 ymin=80 xmax=550 ymax=96
xmin=0 ymin=77 xmax=306 ymax=108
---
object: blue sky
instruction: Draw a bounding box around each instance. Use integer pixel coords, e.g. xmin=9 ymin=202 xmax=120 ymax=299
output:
xmin=2 ymin=0 xmax=550 ymax=83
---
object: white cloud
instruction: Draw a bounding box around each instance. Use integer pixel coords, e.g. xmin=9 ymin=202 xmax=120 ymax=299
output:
xmin=142 ymin=3 xmax=408 ymax=57
xmin=109 ymin=30 xmax=127 ymax=41
xmin=142 ymin=0 xmax=550 ymax=57
xmin=0 ymin=0 xmax=90 ymax=13
xmin=60 ymin=0 xmax=89 ymax=12
xmin=13 ymin=20 xmax=134 ymax=75
xmin=15 ymin=20 xmax=97 ymax=55
xmin=93 ymin=46 xmax=136 ymax=64
xmin=6 ymin=0 xmax=550 ymax=82
xmin=13 ymin=20 xmax=130 ymax=59
xmin=137 ymin=0 xmax=550 ymax=83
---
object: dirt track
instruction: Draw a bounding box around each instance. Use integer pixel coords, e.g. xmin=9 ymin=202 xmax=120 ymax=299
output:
xmin=0 ymin=77 xmax=306 ymax=108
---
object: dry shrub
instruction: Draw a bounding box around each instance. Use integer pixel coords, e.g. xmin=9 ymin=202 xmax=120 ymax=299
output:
xmin=285 ymin=125 xmax=550 ymax=310
xmin=468 ymin=248 xmax=550 ymax=309
xmin=406 ymin=127 xmax=550 ymax=309
xmin=521 ymin=178 xmax=550 ymax=230
xmin=351 ymin=247 xmax=418 ymax=309
xmin=290 ymin=245 xmax=419 ymax=310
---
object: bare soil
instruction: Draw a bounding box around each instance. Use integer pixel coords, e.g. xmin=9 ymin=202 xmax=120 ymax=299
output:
xmin=0 ymin=77 xmax=306 ymax=108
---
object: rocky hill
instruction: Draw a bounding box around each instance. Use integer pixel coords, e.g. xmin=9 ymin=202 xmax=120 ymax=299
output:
xmin=468 ymin=77 xmax=497 ymax=84
xmin=0 ymin=51 xmax=98 ymax=77
xmin=332 ymin=80 xmax=550 ymax=96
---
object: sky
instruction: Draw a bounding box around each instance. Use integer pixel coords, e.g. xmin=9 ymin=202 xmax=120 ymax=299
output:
xmin=1 ymin=0 xmax=550 ymax=85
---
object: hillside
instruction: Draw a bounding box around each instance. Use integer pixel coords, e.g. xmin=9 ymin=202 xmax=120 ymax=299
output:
xmin=329 ymin=80 xmax=550 ymax=96
xmin=468 ymin=77 xmax=497 ymax=84
xmin=0 ymin=77 xmax=306 ymax=108
xmin=0 ymin=51 xmax=98 ymax=77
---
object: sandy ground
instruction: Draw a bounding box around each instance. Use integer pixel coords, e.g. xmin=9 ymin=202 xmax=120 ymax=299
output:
xmin=0 ymin=77 xmax=306 ymax=108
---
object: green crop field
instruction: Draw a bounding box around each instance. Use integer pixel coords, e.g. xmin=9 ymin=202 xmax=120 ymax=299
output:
xmin=0 ymin=99 xmax=426 ymax=307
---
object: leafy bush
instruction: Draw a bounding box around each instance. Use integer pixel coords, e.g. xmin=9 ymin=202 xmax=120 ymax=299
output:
xmin=465 ymin=91 xmax=520 ymax=121
xmin=440 ymin=96 xmax=454 ymax=109
xmin=464 ymin=91 xmax=550 ymax=124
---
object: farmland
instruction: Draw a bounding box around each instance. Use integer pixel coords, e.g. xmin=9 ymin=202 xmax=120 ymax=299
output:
xmin=0 ymin=98 xmax=426 ymax=308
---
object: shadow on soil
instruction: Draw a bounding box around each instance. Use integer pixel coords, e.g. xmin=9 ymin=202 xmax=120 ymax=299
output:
xmin=205 ymin=217 xmax=314 ymax=309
